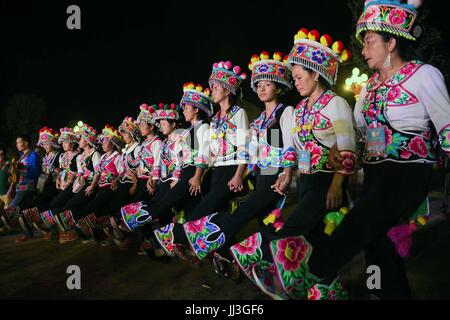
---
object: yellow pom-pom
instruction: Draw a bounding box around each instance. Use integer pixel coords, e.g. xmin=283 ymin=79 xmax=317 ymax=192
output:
xmin=308 ymin=29 xmax=320 ymax=41
xmin=203 ymin=88 xmax=211 ymax=96
xmin=417 ymin=216 xmax=427 ymax=226
xmin=273 ymin=52 xmax=283 ymax=61
xmin=320 ymin=34 xmax=333 ymax=47
xmin=195 ymin=84 xmax=203 ymax=92
xmin=298 ymin=28 xmax=309 ymax=39
xmin=263 ymin=213 xmax=277 ymax=226
xmin=260 ymin=51 xmax=270 ymax=60
xmin=332 ymin=41 xmax=344 ymax=54
xmin=339 ymin=207 xmax=349 ymax=215
xmin=248 ymin=62 xmax=253 ymax=70
xmin=187 ymin=83 xmax=195 ymax=90
xmin=250 ymin=54 xmax=260 ymax=64
xmin=341 ymin=49 xmax=351 ymax=62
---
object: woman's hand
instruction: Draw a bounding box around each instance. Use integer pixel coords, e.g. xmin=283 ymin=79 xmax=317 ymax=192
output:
xmin=85 ymin=185 xmax=95 ymax=196
xmin=188 ymin=176 xmax=202 ymax=196
xmin=271 ymin=174 xmax=290 ymax=196
xmin=328 ymin=143 xmax=343 ymax=170
xmin=228 ymin=175 xmax=243 ymax=193
xmin=326 ymin=177 xmax=344 ymax=211
xmin=146 ymin=178 xmax=157 ymax=195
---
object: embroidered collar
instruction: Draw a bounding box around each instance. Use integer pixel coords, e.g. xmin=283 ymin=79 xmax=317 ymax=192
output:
xmin=124 ymin=141 xmax=139 ymax=155
xmin=296 ymin=90 xmax=336 ymax=115
xmin=366 ymin=60 xmax=424 ymax=92
xmin=212 ymin=105 xmax=240 ymax=130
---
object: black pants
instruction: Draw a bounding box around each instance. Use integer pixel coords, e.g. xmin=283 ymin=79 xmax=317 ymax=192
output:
xmin=47 ymin=187 xmax=76 ymax=212
xmin=140 ymin=166 xmax=201 ymax=238
xmin=308 ymin=162 xmax=432 ymax=299
xmin=32 ymin=182 xmax=59 ymax=212
xmin=259 ymin=172 xmax=345 ymax=259
xmin=71 ymin=187 xmax=116 ymax=220
xmin=105 ymin=182 xmax=134 ymax=217
xmin=130 ymin=179 xmax=152 ymax=203
xmin=60 ymin=185 xmax=96 ymax=212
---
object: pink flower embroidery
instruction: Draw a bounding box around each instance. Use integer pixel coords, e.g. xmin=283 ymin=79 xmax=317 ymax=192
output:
xmin=275 ymin=237 xmax=309 ymax=272
xmin=196 ymin=238 xmax=207 ymax=250
xmin=408 ymin=136 xmax=428 ymax=158
xmin=234 ymin=233 xmax=260 ymax=256
xmin=400 ymin=150 xmax=412 ymax=159
xmin=364 ymin=6 xmax=380 ymax=21
xmin=284 ymin=151 xmax=296 ymax=162
xmin=191 ymin=93 xmax=201 ymax=101
xmin=123 ymin=202 xmax=143 ymax=216
xmin=401 ymin=63 xmax=417 ymax=76
xmin=342 ymin=155 xmax=355 ymax=170
xmin=261 ymin=145 xmax=271 ymax=158
xmin=387 ymin=86 xmax=401 ymax=102
xmin=304 ymin=142 xmax=323 ymax=167
xmin=185 ymin=217 xmax=207 ymax=234
xmin=227 ymin=76 xmax=237 ymax=86
xmin=388 ymin=8 xmax=407 ymax=26
xmin=216 ymin=71 xmax=225 ymax=79
xmin=307 ymin=286 xmax=322 ymax=300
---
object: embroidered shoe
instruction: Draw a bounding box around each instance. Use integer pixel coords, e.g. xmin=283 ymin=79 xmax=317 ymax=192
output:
xmin=252 ymin=262 xmax=289 ymax=300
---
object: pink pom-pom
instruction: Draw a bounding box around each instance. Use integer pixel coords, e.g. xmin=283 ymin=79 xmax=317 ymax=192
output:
xmin=224 ymin=61 xmax=232 ymax=70
xmin=218 ymin=61 xmax=224 ymax=68
xmin=213 ymin=62 xmax=219 ymax=69
xmin=140 ymin=103 xmax=148 ymax=109
xmin=233 ymin=65 xmax=241 ymax=75
xmin=387 ymin=223 xmax=417 ymax=258
xmin=407 ymin=0 xmax=423 ymax=8
xmin=240 ymin=73 xmax=247 ymax=80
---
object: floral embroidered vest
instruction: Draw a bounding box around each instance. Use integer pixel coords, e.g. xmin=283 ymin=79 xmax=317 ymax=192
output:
xmin=294 ymin=90 xmax=336 ymax=173
xmin=97 ymin=151 xmax=119 ymax=187
xmin=80 ymin=151 xmax=97 ymax=184
xmin=178 ymin=122 xmax=208 ymax=169
xmin=120 ymin=143 xmax=140 ymax=183
xmin=210 ymin=105 xmax=247 ymax=163
xmin=42 ymin=151 xmax=60 ymax=181
xmin=361 ymin=61 xmax=436 ymax=164
xmin=250 ymin=104 xmax=296 ymax=170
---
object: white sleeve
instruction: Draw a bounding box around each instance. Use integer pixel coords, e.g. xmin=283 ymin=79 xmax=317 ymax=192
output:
xmin=195 ymin=123 xmax=211 ymax=168
xmin=234 ymin=108 xmax=250 ymax=162
xmin=417 ymin=65 xmax=450 ymax=151
xmin=151 ymin=139 xmax=163 ymax=179
xmin=280 ymin=106 xmax=296 ymax=167
xmin=354 ymin=85 xmax=368 ymax=139
xmin=92 ymin=151 xmax=101 ymax=168
xmin=328 ymin=96 xmax=357 ymax=152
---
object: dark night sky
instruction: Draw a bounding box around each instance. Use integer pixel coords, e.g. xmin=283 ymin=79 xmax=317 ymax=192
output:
xmin=1 ymin=0 xmax=449 ymax=135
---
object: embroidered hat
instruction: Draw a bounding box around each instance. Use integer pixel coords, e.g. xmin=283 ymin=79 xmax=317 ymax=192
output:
xmin=118 ymin=116 xmax=141 ymax=142
xmin=77 ymin=123 xmax=98 ymax=147
xmin=209 ymin=61 xmax=247 ymax=95
xmin=180 ymin=82 xmax=213 ymax=117
xmin=37 ymin=127 xmax=61 ymax=149
xmin=356 ymin=0 xmax=423 ymax=43
xmin=287 ymin=28 xmax=351 ymax=86
xmin=248 ymin=51 xmax=292 ymax=92
xmin=137 ymin=103 xmax=160 ymax=128
xmin=98 ymin=124 xmax=124 ymax=150
xmin=154 ymin=103 xmax=182 ymax=121
xmin=58 ymin=127 xmax=78 ymax=144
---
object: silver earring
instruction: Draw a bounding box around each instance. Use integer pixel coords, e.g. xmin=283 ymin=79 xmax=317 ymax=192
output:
xmin=383 ymin=52 xmax=392 ymax=68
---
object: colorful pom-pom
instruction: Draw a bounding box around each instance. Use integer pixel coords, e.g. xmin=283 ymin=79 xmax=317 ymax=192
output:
xmin=203 ymin=88 xmax=211 ymax=96
xmin=224 ymin=61 xmax=232 ymax=70
xmin=297 ymin=28 xmax=309 ymax=40
xmin=320 ymin=34 xmax=333 ymax=47
xmin=213 ymin=62 xmax=219 ymax=69
xmin=195 ymin=84 xmax=203 ymax=92
xmin=308 ymin=30 xmax=320 ymax=41
xmin=260 ymin=51 xmax=270 ymax=60
xmin=273 ymin=52 xmax=283 ymax=61
xmin=251 ymin=54 xmax=260 ymax=64
xmin=332 ymin=41 xmax=344 ymax=54
xmin=240 ymin=73 xmax=247 ymax=80
xmin=341 ymin=49 xmax=351 ymax=62
xmin=233 ymin=65 xmax=241 ymax=75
